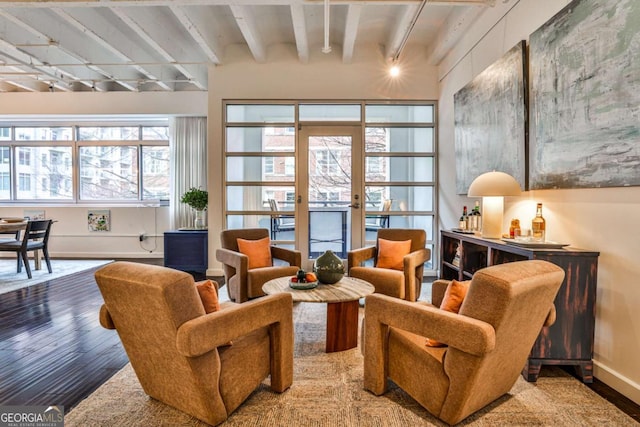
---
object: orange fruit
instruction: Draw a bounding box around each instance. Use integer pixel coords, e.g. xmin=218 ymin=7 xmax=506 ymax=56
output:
xmin=305 ymin=272 xmax=317 ymax=282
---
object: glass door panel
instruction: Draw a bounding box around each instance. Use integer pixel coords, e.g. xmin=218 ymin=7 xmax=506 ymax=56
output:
xmin=298 ymin=126 xmax=363 ymax=268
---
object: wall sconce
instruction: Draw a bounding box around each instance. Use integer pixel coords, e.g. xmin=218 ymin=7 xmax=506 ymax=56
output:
xmin=467 ymin=171 xmax=521 ymax=239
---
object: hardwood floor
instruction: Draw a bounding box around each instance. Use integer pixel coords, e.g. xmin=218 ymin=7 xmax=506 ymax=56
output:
xmin=1 ymin=264 xmax=638 ymax=423
xmin=0 ymin=266 xmax=128 ymax=412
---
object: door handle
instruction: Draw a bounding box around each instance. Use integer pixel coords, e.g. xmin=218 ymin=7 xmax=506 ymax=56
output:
xmin=349 ymin=202 xmax=361 ymax=209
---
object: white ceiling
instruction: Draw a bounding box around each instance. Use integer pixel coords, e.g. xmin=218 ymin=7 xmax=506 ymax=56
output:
xmin=0 ymin=0 xmax=494 ymax=93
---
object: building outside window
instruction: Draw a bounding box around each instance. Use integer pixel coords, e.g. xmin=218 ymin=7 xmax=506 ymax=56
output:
xmin=0 ymin=123 xmax=169 ymax=202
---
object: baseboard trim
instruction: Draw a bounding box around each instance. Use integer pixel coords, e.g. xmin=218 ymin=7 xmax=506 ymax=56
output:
xmin=594 ymin=360 xmax=640 ymax=406
xmin=207 ymin=267 xmax=224 ymax=277
xmin=51 ymin=252 xmax=163 ymax=259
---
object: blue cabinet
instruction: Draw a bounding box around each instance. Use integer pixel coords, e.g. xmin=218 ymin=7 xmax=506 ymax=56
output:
xmin=164 ymin=230 xmax=208 ymax=273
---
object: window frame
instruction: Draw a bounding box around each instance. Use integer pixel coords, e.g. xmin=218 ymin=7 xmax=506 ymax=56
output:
xmin=0 ymin=123 xmax=169 ymax=204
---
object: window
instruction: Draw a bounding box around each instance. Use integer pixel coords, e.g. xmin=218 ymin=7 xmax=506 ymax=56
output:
xmin=142 ymin=146 xmax=170 ymax=200
xmin=223 ymin=101 xmax=437 ymax=271
xmin=18 ymin=149 xmax=31 ymax=166
xmin=0 ymin=172 xmax=9 ymax=192
xmin=18 ymin=173 xmax=31 ymax=192
xmin=80 ymin=146 xmax=138 ymax=200
xmin=0 ymin=123 xmax=169 ymax=202
xmin=284 ymin=157 xmax=295 ymax=176
xmin=264 ymin=157 xmax=274 ymax=174
xmin=315 ymin=150 xmax=339 ymax=175
xmin=15 ymin=127 xmax=73 ymax=141
xmin=78 ymin=126 xmax=139 ymax=140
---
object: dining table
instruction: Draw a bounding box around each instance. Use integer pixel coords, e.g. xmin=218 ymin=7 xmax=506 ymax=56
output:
xmin=0 ymin=219 xmax=43 ymax=270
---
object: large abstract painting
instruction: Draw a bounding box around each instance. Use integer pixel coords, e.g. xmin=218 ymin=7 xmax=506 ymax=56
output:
xmin=530 ymin=0 xmax=640 ymax=189
xmin=454 ymin=40 xmax=527 ymax=194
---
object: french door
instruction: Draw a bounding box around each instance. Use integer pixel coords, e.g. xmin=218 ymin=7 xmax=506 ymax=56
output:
xmin=297 ymin=125 xmax=363 ymax=269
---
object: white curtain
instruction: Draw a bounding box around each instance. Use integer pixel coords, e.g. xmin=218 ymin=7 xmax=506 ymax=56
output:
xmin=170 ymin=117 xmax=207 ymax=229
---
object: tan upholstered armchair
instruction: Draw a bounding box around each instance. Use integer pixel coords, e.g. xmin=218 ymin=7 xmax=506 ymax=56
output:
xmin=348 ymin=228 xmax=430 ymax=302
xmin=363 ymin=260 xmax=564 ymax=425
xmin=216 ymin=228 xmax=301 ymax=303
xmin=95 ymin=261 xmax=294 ymax=426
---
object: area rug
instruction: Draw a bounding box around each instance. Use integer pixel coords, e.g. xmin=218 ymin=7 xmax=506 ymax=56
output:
xmin=65 ymin=301 xmax=636 ymax=427
xmin=0 ymin=259 xmax=112 ymax=295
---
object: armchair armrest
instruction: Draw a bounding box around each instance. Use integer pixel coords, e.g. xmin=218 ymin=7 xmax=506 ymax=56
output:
xmin=544 ymin=304 xmax=556 ymax=327
xmin=364 ymin=293 xmax=495 ymax=394
xmin=271 ymin=246 xmax=302 ymax=268
xmin=99 ymin=305 xmax=116 ymax=329
xmin=176 ymin=292 xmax=294 ymax=393
xmin=348 ymin=246 xmax=377 ymax=272
xmin=366 ymin=293 xmax=495 ymax=355
xmin=403 ymin=247 xmax=430 ymax=270
xmin=402 ymin=247 xmax=431 ymax=301
xmin=176 ymin=292 xmax=293 ymax=357
xmin=215 ymin=247 xmax=248 ymax=272
xmin=430 ymin=279 xmax=450 ymax=307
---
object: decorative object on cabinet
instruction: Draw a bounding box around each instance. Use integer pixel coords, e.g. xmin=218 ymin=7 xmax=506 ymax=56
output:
xmin=180 ymin=187 xmax=208 ymax=229
xmin=164 ymin=230 xmax=208 ymax=274
xmin=467 ymin=171 xmax=521 ymax=239
xmin=454 ymin=40 xmax=528 ymax=194
xmin=530 ymin=0 xmax=640 ymax=189
xmin=440 ymin=230 xmax=599 ymax=383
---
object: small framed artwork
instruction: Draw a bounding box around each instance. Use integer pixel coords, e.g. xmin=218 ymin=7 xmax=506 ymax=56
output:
xmin=24 ymin=210 xmax=46 ymax=220
xmin=88 ymin=210 xmax=111 ymax=232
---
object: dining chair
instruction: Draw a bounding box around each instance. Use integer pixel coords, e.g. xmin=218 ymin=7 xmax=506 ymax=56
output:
xmin=0 ymin=219 xmax=53 ymax=279
xmin=268 ymin=198 xmax=295 ymax=240
xmin=365 ymin=199 xmax=392 ymax=232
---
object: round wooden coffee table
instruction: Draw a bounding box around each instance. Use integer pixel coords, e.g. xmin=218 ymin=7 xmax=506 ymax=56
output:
xmin=262 ymin=276 xmax=374 ymax=353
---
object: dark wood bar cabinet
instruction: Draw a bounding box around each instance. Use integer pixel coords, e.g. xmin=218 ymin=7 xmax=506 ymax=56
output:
xmin=440 ymin=230 xmax=599 ymax=383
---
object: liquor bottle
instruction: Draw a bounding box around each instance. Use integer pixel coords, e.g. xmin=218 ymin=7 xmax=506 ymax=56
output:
xmin=474 ymin=201 xmax=482 ymax=232
xmin=509 ymin=219 xmax=521 ymax=239
xmin=531 ymin=203 xmax=546 ymax=242
xmin=462 ymin=206 xmax=469 ymax=231
xmin=469 ymin=205 xmax=476 ymax=231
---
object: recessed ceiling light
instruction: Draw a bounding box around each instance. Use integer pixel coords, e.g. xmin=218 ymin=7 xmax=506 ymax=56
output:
xmin=390 ymin=65 xmax=400 ymax=77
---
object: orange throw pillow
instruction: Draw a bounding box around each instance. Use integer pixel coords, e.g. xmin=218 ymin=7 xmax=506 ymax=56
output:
xmin=426 ymin=280 xmax=470 ymax=347
xmin=376 ymin=238 xmax=412 ymax=270
xmin=196 ymin=279 xmax=220 ymax=313
xmin=237 ymin=237 xmax=272 ymax=269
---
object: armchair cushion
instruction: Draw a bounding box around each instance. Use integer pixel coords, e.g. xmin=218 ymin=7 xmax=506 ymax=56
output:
xmin=426 ymin=280 xmax=469 ymax=347
xmin=196 ymin=279 xmax=221 ymax=313
xmin=350 ymin=266 xmax=404 ymax=298
xmin=246 ymin=265 xmax=300 ymax=299
xmin=237 ymin=237 xmax=272 ymax=269
xmin=376 ymin=238 xmax=411 ymax=270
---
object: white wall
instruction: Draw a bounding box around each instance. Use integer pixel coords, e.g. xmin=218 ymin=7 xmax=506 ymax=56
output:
xmin=0 ymin=91 xmax=207 ymax=259
xmin=207 ymin=43 xmax=440 ymax=276
xmin=438 ymin=0 xmax=640 ymax=404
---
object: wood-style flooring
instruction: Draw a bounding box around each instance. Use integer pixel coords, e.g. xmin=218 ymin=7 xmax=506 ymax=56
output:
xmin=0 ymin=266 xmax=128 ymax=411
xmin=0 ymin=263 xmax=638 ymax=423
